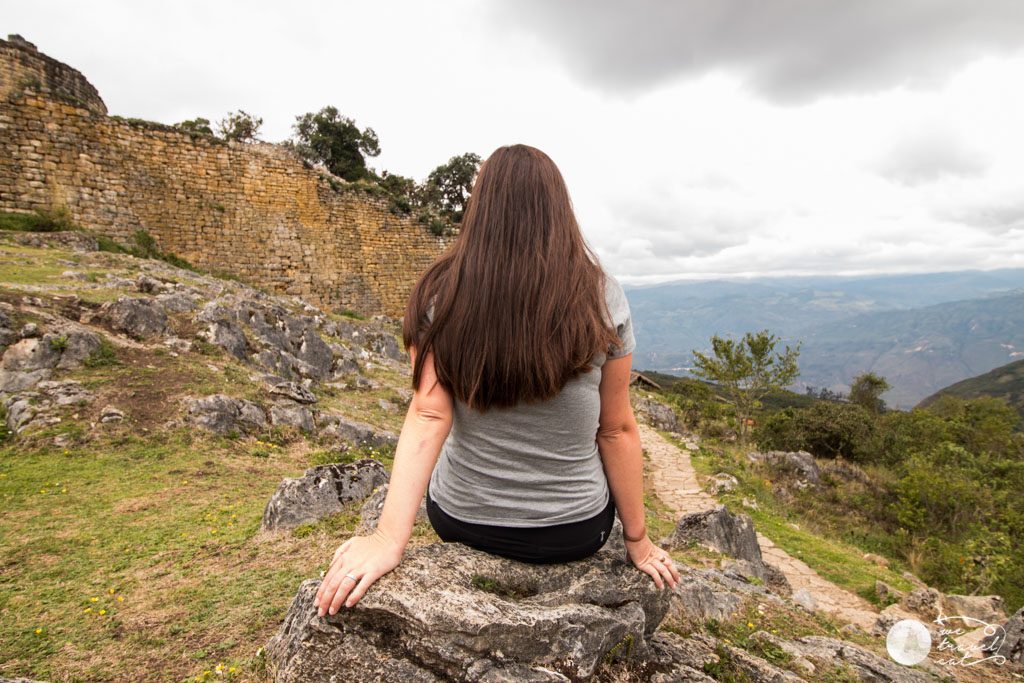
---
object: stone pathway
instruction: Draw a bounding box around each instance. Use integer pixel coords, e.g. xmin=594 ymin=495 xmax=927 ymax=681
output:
xmin=639 ymin=422 xmax=881 ymax=631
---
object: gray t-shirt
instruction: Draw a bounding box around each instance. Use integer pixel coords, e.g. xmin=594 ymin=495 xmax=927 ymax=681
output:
xmin=426 ymin=272 xmax=636 ymax=527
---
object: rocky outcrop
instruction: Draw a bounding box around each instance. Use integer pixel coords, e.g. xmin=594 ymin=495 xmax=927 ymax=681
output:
xmin=261 ymin=459 xmax=389 ymax=532
xmin=0 ymin=328 xmax=102 ymax=393
xmin=634 ymin=396 xmax=681 ymax=433
xmin=747 ymin=449 xmax=821 ymax=486
xmin=316 ymin=412 xmax=399 ymax=449
xmin=3 ymin=379 xmax=95 ymax=434
xmin=981 ymin=606 xmax=1023 ymax=666
xmin=355 ymin=483 xmax=427 ymax=535
xmin=182 ymin=394 xmax=268 ymax=435
xmin=94 ymin=295 xmax=170 ymax=340
xmin=941 ymin=593 xmax=1007 ymax=624
xmin=266 ymin=532 xmax=673 ymax=682
xmin=661 ymin=505 xmax=766 ymax=579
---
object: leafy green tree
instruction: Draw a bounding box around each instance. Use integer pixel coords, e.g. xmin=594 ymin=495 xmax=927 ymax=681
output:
xmin=690 ymin=330 xmax=801 ymax=446
xmin=290 ymin=106 xmax=380 ymax=181
xmin=376 ymin=170 xmax=418 ymax=214
xmin=216 ymin=110 xmax=263 ymax=142
xmin=420 ymin=153 xmax=482 ymax=224
xmin=174 ymin=117 xmax=214 ymax=136
xmin=849 ymin=372 xmax=890 ymax=414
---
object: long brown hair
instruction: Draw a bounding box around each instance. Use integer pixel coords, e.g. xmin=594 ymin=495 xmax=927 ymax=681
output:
xmin=402 ymin=144 xmax=623 ymax=412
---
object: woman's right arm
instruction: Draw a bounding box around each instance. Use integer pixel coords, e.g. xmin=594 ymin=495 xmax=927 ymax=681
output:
xmin=596 ymin=353 xmax=679 ymax=590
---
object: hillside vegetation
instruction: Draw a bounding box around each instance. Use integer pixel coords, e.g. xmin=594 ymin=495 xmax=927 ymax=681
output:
xmin=918 ymin=358 xmax=1024 ymax=423
xmin=650 ymin=370 xmax=1024 ymax=614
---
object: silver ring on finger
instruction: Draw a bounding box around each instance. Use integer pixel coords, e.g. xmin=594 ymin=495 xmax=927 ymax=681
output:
xmin=343 ymin=573 xmax=358 ymax=582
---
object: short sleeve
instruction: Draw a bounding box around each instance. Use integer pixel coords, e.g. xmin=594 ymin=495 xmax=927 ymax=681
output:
xmin=604 ymin=274 xmax=636 ymax=359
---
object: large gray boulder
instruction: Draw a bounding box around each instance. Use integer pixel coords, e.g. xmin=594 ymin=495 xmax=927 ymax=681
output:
xmin=269 ymin=401 xmax=315 ymax=433
xmin=747 ymin=449 xmax=821 ymax=485
xmin=940 ymin=594 xmax=1006 ymax=624
xmin=981 ymin=606 xmax=1024 ymax=666
xmin=261 ymin=459 xmax=388 ymax=532
xmin=661 ymin=505 xmax=765 ymax=579
xmin=265 ymin=536 xmax=673 ymax=682
xmin=183 ymin=394 xmax=267 ymax=435
xmin=96 ymin=296 xmax=169 ymax=340
xmin=317 ymin=412 xmax=399 ymax=449
xmin=634 ymin=396 xmax=680 ymax=433
xmin=0 ymin=329 xmax=104 ymax=393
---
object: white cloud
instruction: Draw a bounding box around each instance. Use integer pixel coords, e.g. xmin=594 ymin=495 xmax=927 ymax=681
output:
xmin=4 ymin=2 xmax=1024 ymax=283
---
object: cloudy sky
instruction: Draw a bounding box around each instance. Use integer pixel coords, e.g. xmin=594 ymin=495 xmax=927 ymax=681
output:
xmin=6 ymin=1 xmax=1024 ymax=284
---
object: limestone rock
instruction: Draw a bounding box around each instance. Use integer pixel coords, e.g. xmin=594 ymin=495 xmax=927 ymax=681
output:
xmin=941 ymin=594 xmax=1006 ymax=624
xmin=317 ymin=412 xmax=398 ymax=449
xmin=183 ymin=394 xmax=267 ymax=435
xmin=647 ymin=631 xmax=803 ymax=682
xmin=747 ymin=449 xmax=821 ymax=485
xmin=261 ymin=459 xmax=388 ymax=532
xmin=266 ymin=379 xmax=317 ymax=404
xmin=981 ymin=606 xmax=1023 ymax=665
xmin=662 ymin=505 xmax=765 ymax=578
xmin=99 ymin=405 xmax=125 ymax=423
xmin=1 ymin=335 xmax=62 ymax=373
xmin=784 ymin=635 xmax=939 ymax=681
xmin=792 ymin=587 xmax=818 ymax=612
xmin=634 ymin=396 xmax=680 ymax=433
xmin=155 ymin=290 xmax=200 ymax=312
xmin=762 ymin=562 xmax=792 ymax=597
xmin=704 ymin=472 xmax=738 ymax=494
xmin=96 ymin=295 xmax=169 ymax=340
xmin=902 ymin=587 xmax=943 ymax=618
xmin=355 ymin=483 xmax=427 ymax=535
xmin=266 ymin=540 xmax=672 ymax=681
xmin=269 ymin=401 xmax=315 ymax=433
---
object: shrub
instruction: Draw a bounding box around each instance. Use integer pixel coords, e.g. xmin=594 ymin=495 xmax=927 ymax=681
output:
xmin=0 ymin=207 xmax=79 ymax=232
xmin=754 ymin=401 xmax=876 ymax=462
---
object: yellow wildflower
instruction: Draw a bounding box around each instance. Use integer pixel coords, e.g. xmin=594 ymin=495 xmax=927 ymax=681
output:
xmin=90 ymin=596 xmax=98 ymax=602
xmin=84 ymin=607 xmax=92 ymax=613
xmin=35 ymin=627 xmax=42 ymax=634
xmin=215 ymin=663 xmax=224 ymax=672
xmin=117 ymin=595 xmax=124 ymax=602
xmin=99 ymin=609 xmax=106 ymax=615
xmin=228 ymin=667 xmax=236 ymax=673
xmin=108 ymin=588 xmax=115 ymax=594
xmin=747 ymin=622 xmax=754 ymax=629
xmin=61 ymin=487 xmax=67 ymax=493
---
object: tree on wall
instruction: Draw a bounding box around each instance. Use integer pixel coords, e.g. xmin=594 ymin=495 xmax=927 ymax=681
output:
xmin=691 ymin=330 xmax=801 ymax=446
xmin=174 ymin=117 xmax=214 ymax=136
xmin=289 ymin=106 xmax=380 ymax=182
xmin=217 ymin=110 xmax=263 ymax=142
xmin=418 ymin=153 xmax=482 ymax=224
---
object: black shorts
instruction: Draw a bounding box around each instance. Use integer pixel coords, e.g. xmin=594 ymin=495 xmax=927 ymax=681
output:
xmin=425 ymin=486 xmax=616 ymax=564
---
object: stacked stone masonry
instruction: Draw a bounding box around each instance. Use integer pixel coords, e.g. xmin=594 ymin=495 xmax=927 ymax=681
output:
xmin=0 ymin=35 xmax=451 ymax=317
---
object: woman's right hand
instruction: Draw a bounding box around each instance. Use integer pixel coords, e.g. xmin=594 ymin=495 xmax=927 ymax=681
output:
xmin=624 ymin=535 xmax=680 ymax=590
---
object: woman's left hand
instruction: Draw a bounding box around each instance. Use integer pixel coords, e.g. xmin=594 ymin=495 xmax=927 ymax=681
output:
xmin=314 ymin=528 xmax=404 ymax=616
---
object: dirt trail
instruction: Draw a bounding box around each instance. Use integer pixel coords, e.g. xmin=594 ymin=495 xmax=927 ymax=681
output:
xmin=640 ymin=422 xmax=881 ymax=631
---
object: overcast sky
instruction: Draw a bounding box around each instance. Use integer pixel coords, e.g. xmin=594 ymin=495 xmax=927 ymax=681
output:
xmin=5 ymin=1 xmax=1024 ymax=284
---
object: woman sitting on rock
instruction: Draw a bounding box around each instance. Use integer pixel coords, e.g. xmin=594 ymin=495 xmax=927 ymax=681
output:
xmin=315 ymin=143 xmax=680 ymax=616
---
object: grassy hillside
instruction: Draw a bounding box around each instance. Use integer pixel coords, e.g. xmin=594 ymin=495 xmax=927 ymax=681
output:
xmin=917 ymin=358 xmax=1024 ymax=425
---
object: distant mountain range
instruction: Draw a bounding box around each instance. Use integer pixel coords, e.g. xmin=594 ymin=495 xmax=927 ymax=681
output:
xmin=918 ymin=358 xmax=1024 ymax=422
xmin=624 ymin=268 xmax=1024 ymax=409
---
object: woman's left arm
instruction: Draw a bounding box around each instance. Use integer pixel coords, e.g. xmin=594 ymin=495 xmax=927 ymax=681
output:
xmin=314 ymin=345 xmax=453 ymax=615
